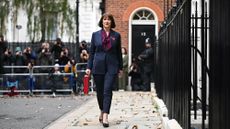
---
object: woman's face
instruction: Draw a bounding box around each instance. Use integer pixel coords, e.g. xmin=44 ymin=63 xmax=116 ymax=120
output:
xmin=103 ymin=16 xmax=111 ymax=29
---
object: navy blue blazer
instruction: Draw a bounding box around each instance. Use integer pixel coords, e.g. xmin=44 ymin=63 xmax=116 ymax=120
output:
xmin=87 ymin=29 xmax=123 ymax=74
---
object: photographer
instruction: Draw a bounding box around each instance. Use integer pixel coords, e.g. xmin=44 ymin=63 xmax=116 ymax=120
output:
xmin=80 ymin=49 xmax=89 ymax=63
xmin=0 ymin=35 xmax=7 ymax=74
xmin=58 ymin=48 xmax=70 ymax=68
xmin=38 ymin=42 xmax=52 ymax=72
xmin=51 ymin=38 xmax=64 ymax=62
xmin=128 ymin=57 xmax=143 ymax=91
xmin=79 ymin=40 xmax=88 ymax=53
xmin=23 ymin=47 xmax=37 ymax=67
xmin=13 ymin=47 xmax=26 ymax=90
xmin=3 ymin=48 xmax=14 ymax=73
xmin=14 ymin=47 xmax=26 ymax=73
xmin=37 ymin=42 xmax=52 ymax=90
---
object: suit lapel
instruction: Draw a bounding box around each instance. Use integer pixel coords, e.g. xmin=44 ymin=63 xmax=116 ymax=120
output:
xmin=110 ymin=30 xmax=116 ymax=47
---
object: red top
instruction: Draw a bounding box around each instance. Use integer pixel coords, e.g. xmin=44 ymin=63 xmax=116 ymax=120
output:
xmin=102 ymin=30 xmax=111 ymax=51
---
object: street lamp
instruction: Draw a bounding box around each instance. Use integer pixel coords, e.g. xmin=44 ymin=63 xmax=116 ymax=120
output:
xmin=100 ymin=0 xmax=105 ymax=14
xmin=75 ymin=0 xmax=80 ymax=62
xmin=16 ymin=24 xmax=22 ymax=42
xmin=76 ymin=0 xmax=79 ymax=43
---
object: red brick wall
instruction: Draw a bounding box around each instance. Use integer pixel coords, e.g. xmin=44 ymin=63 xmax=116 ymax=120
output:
xmin=104 ymin=0 xmax=165 ymax=49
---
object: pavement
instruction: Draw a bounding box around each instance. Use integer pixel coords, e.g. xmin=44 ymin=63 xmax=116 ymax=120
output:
xmin=0 ymin=95 xmax=94 ymax=129
xmin=44 ymin=91 xmax=162 ymax=129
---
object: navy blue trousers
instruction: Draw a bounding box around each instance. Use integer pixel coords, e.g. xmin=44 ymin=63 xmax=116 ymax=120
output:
xmin=93 ymin=73 xmax=117 ymax=114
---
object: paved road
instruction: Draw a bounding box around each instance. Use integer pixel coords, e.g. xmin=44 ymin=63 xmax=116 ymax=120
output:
xmin=0 ymin=95 xmax=93 ymax=129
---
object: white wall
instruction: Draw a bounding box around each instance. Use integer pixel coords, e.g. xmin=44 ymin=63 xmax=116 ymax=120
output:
xmin=5 ymin=0 xmax=102 ymax=42
xmin=78 ymin=0 xmax=102 ymax=43
xmin=6 ymin=7 xmax=29 ymax=42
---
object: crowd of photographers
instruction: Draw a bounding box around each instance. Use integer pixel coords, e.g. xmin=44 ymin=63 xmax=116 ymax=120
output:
xmin=0 ymin=35 xmax=90 ymax=96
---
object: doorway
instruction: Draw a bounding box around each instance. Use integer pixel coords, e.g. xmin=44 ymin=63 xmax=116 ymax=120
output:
xmin=127 ymin=8 xmax=158 ymax=90
xmin=129 ymin=8 xmax=158 ymax=64
xmin=131 ymin=25 xmax=155 ymax=59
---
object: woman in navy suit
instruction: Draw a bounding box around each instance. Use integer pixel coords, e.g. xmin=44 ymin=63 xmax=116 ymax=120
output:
xmin=86 ymin=13 xmax=123 ymax=128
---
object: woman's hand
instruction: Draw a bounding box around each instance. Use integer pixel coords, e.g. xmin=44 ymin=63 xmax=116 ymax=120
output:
xmin=85 ymin=69 xmax=91 ymax=75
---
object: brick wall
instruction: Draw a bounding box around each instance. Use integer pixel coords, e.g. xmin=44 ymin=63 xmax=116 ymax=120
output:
xmin=104 ymin=0 xmax=166 ymax=49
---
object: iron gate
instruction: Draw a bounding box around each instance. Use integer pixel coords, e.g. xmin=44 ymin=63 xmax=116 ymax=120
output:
xmin=155 ymin=0 xmax=191 ymax=128
xmin=191 ymin=1 xmax=209 ymax=129
xmin=156 ymin=0 xmax=230 ymax=128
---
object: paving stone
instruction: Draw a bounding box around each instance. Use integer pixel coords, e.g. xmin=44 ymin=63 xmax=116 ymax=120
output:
xmin=45 ymin=92 xmax=162 ymax=129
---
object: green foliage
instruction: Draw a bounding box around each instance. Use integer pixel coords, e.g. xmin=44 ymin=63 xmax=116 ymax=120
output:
xmin=1 ymin=0 xmax=75 ymax=41
xmin=0 ymin=0 xmax=10 ymax=34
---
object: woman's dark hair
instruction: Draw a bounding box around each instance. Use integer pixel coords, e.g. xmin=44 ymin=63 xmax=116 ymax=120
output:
xmin=98 ymin=13 xmax=116 ymax=28
xmin=56 ymin=38 xmax=62 ymax=44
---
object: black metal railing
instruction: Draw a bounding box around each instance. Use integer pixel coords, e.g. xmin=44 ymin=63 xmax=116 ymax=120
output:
xmin=191 ymin=1 xmax=209 ymax=129
xmin=156 ymin=0 xmax=230 ymax=129
xmin=0 ymin=63 xmax=93 ymax=95
xmin=154 ymin=0 xmax=191 ymax=128
xmin=209 ymin=0 xmax=230 ymax=129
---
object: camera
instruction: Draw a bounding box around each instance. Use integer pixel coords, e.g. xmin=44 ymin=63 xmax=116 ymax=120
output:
xmin=8 ymin=51 xmax=12 ymax=55
xmin=44 ymin=48 xmax=48 ymax=52
xmin=26 ymin=48 xmax=29 ymax=53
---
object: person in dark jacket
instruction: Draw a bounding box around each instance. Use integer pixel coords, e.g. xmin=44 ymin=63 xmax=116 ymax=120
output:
xmin=3 ymin=48 xmax=14 ymax=73
xmin=85 ymin=13 xmax=123 ymax=128
xmin=51 ymin=38 xmax=64 ymax=62
xmin=14 ymin=47 xmax=26 ymax=89
xmin=128 ymin=57 xmax=143 ymax=91
xmin=48 ymin=64 xmax=63 ymax=97
xmin=23 ymin=47 xmax=37 ymax=67
xmin=58 ymin=48 xmax=70 ymax=72
xmin=138 ymin=38 xmax=154 ymax=91
xmin=38 ymin=42 xmax=52 ymax=72
xmin=0 ymin=35 xmax=8 ymax=74
xmin=14 ymin=47 xmax=26 ymax=73
xmin=38 ymin=42 xmax=52 ymax=89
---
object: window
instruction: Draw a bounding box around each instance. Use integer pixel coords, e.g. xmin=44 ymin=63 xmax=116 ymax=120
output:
xmin=133 ymin=9 xmax=155 ymax=20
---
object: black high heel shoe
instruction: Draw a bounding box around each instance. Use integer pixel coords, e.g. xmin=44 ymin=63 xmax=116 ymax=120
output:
xmin=99 ymin=112 xmax=103 ymax=123
xmin=99 ymin=118 xmax=103 ymax=123
xmin=98 ymin=115 xmax=103 ymax=123
xmin=102 ymin=113 xmax=109 ymax=127
xmin=102 ymin=122 xmax=109 ymax=128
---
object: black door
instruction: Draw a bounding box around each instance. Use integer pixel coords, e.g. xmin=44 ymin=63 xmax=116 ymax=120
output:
xmin=132 ymin=25 xmax=155 ymax=59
